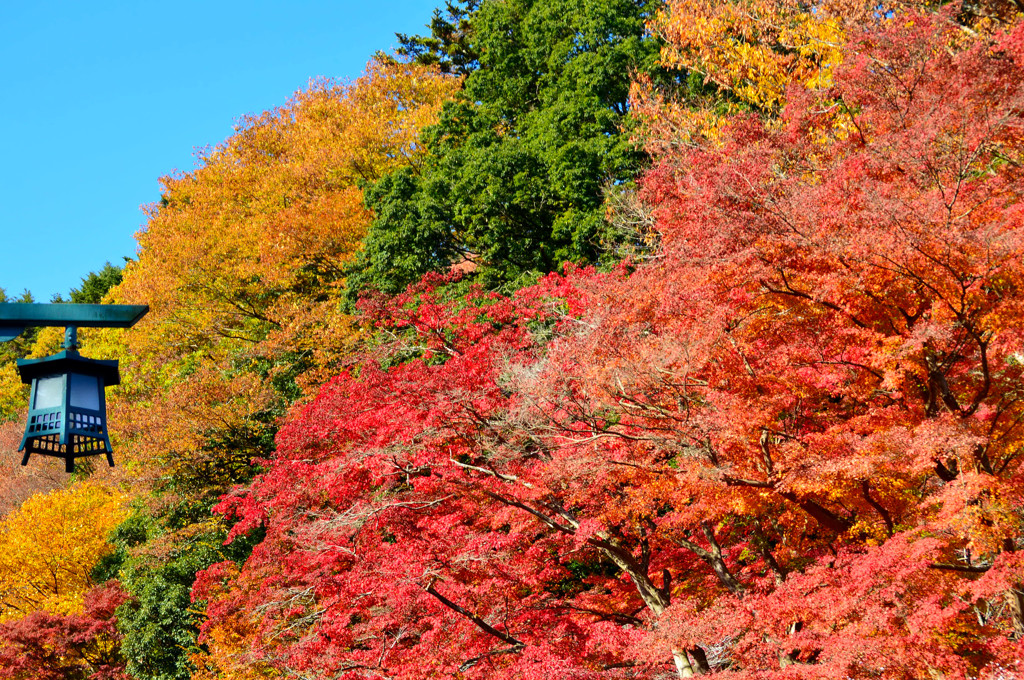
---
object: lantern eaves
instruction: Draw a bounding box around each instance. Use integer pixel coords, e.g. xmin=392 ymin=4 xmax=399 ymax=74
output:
xmin=0 ymin=303 xmax=149 ymax=327
xmin=16 ymin=350 xmax=121 ymax=386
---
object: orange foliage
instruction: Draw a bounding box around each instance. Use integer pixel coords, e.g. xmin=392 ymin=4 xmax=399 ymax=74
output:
xmin=116 ymin=59 xmax=457 ymax=369
xmin=105 ymin=60 xmax=459 ymax=487
xmin=188 ymin=562 xmax=276 ymax=680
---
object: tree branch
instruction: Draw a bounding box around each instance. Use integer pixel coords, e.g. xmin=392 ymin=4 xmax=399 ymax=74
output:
xmin=928 ymin=563 xmax=990 ymax=573
xmin=861 ymin=481 xmax=894 ymax=536
xmin=424 ymin=584 xmax=525 ymax=648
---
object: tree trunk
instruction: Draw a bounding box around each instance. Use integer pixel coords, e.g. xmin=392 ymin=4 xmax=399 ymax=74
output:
xmin=688 ymin=646 xmax=712 ymax=673
xmin=478 ymin=489 xmax=709 ymax=677
xmin=594 ymin=537 xmax=706 ymax=676
xmin=779 ymin=621 xmax=801 ymax=668
xmin=673 ymin=523 xmax=745 ymax=596
xmin=1007 ymin=587 xmax=1024 ymax=639
xmin=672 ymin=649 xmax=696 ymax=678
xmin=1002 ymin=538 xmax=1024 ymax=639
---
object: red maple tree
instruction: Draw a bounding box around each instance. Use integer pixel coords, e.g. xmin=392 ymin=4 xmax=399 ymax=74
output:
xmin=194 ymin=11 xmax=1024 ymax=679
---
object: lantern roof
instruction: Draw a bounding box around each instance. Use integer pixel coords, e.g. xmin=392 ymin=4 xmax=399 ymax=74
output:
xmin=16 ymin=350 xmax=120 ymax=386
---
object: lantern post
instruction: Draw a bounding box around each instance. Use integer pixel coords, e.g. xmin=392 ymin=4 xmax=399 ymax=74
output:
xmin=0 ymin=303 xmax=148 ymax=473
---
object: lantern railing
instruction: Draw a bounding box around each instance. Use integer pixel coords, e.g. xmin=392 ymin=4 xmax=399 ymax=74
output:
xmin=0 ymin=303 xmax=148 ymax=472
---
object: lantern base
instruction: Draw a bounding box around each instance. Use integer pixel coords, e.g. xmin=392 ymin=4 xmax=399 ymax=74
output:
xmin=20 ymin=434 xmax=115 ymax=473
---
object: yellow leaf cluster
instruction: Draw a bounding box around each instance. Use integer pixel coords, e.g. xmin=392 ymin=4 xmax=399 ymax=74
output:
xmin=655 ymin=0 xmax=846 ymax=112
xmin=0 ymin=482 xmax=127 ymax=620
xmin=0 ymin=364 xmax=27 ymax=424
xmin=27 ymin=327 xmax=64 ymax=359
xmin=0 ymin=327 xmax=67 ymax=423
xmin=646 ymin=0 xmax=1021 ymax=150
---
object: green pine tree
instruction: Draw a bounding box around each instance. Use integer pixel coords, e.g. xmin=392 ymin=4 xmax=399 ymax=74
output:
xmin=349 ymin=0 xmax=664 ymax=297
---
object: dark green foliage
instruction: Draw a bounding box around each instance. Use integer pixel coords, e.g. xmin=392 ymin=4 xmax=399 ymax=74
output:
xmin=69 ymin=261 xmax=124 ymax=304
xmin=97 ymin=507 xmax=264 ymax=680
xmin=91 ymin=512 xmax=152 ymax=584
xmin=395 ymin=0 xmax=481 ymax=75
xmin=0 ymin=288 xmax=34 ymax=304
xmin=349 ymin=0 xmax=662 ymax=298
xmin=158 ymin=422 xmax=271 ymax=502
xmin=100 ymin=336 xmax=295 ymax=679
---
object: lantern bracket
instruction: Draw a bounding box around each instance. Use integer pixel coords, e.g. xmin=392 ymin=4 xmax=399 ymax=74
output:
xmin=0 ymin=325 xmax=25 ymax=343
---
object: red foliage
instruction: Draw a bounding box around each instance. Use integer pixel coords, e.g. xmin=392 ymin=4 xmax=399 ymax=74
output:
xmin=195 ymin=13 xmax=1024 ymax=680
xmin=0 ymin=581 xmax=130 ymax=680
xmin=198 ymin=271 xmax=673 ymax=678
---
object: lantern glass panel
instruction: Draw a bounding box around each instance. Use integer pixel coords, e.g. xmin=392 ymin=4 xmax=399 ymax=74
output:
xmin=33 ymin=376 xmax=63 ymax=409
xmin=69 ymin=373 xmax=100 ymax=411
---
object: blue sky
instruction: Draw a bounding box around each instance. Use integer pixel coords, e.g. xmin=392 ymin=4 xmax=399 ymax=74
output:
xmin=0 ymin=0 xmax=441 ymax=301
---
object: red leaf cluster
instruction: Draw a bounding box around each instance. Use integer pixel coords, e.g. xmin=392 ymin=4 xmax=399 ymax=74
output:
xmin=0 ymin=582 xmax=129 ymax=680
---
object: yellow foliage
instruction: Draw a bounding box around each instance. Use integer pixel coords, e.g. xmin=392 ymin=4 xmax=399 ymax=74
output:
xmin=0 ymin=482 xmax=127 ymax=619
xmin=655 ymin=0 xmax=846 ymax=112
xmin=0 ymin=327 xmax=71 ymax=423
xmin=113 ymin=59 xmax=459 ymax=372
xmin=643 ymin=0 xmax=1021 ymax=151
xmin=0 ymin=364 xmax=27 ymax=424
xmin=27 ymin=327 xmax=64 ymax=359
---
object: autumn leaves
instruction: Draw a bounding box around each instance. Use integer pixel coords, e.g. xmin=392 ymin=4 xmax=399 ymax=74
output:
xmin=195 ymin=9 xmax=1024 ymax=672
xmin=2 ymin=0 xmax=1024 ymax=679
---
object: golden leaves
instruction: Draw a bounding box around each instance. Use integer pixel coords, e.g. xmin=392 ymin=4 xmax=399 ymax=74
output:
xmin=0 ymin=482 xmax=127 ymax=620
xmin=654 ymin=0 xmax=845 ymax=112
xmin=114 ymin=59 xmax=460 ymax=371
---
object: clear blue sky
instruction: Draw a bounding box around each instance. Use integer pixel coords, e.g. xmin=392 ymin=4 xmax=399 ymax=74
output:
xmin=0 ymin=0 xmax=441 ymax=302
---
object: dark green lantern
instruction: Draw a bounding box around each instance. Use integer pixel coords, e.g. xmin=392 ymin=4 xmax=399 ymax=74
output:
xmin=16 ymin=328 xmax=119 ymax=473
xmin=0 ymin=303 xmax=148 ymax=474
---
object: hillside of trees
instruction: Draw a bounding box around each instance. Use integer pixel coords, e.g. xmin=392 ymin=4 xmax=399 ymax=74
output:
xmin=0 ymin=0 xmax=1023 ymax=678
